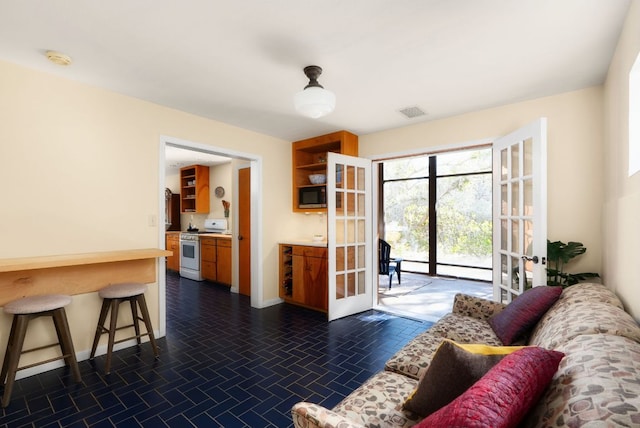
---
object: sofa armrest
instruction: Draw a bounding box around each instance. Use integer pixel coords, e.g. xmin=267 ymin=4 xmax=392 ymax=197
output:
xmin=452 ymin=293 xmax=506 ymax=321
xmin=292 ymin=402 xmax=365 ymax=428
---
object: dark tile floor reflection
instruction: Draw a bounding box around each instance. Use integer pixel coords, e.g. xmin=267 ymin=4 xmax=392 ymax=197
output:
xmin=0 ymin=271 xmax=431 ymax=427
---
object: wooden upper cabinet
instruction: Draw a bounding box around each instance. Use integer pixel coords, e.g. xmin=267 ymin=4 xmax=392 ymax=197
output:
xmin=292 ymin=130 xmax=358 ymax=213
xmin=180 ymin=165 xmax=210 ymax=213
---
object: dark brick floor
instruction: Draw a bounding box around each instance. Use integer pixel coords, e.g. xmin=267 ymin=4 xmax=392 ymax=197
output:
xmin=0 ymin=271 xmax=431 ymax=427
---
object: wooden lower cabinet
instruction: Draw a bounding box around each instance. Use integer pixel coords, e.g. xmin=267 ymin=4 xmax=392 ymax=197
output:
xmin=279 ymin=244 xmax=327 ymax=312
xmin=216 ymin=239 xmax=232 ymax=286
xmin=201 ymin=237 xmax=231 ymax=286
xmin=201 ymin=238 xmax=217 ymax=281
xmin=165 ymin=232 xmax=180 ymax=271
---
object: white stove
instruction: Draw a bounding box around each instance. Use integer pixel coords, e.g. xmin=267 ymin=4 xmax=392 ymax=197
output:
xmin=179 ymin=219 xmax=228 ymax=280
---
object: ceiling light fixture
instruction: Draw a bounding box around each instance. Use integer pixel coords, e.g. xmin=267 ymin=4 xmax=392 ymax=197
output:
xmin=46 ymin=51 xmax=72 ymax=66
xmin=294 ymin=65 xmax=335 ymax=119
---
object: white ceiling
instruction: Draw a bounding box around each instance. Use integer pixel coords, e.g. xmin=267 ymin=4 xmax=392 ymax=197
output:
xmin=165 ymin=145 xmax=230 ymax=173
xmin=0 ymin=0 xmax=631 ymax=145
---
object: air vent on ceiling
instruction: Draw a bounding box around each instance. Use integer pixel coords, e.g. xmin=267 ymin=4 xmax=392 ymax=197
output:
xmin=398 ymin=106 xmax=427 ymax=119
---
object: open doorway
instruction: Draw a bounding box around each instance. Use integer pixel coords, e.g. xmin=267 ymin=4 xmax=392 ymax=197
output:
xmin=375 ymin=146 xmax=493 ymax=320
xmin=157 ymin=136 xmax=262 ymax=336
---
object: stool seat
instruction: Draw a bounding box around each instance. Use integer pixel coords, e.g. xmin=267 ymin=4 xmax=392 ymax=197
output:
xmin=99 ymin=282 xmax=147 ymax=299
xmin=4 ymin=294 xmax=72 ymax=315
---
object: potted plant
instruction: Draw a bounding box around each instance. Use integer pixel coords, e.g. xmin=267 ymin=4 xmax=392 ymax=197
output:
xmin=546 ymin=240 xmax=599 ymax=287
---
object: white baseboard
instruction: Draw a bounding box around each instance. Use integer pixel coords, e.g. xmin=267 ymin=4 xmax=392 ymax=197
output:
xmin=14 ymin=330 xmax=161 ymax=380
xmin=255 ymin=297 xmax=284 ymax=308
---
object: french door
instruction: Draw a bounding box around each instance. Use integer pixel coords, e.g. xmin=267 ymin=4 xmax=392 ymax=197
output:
xmin=327 ymin=152 xmax=373 ymax=321
xmin=492 ymin=118 xmax=547 ymax=303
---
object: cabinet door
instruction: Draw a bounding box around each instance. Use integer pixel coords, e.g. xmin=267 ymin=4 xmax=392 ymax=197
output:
xmin=202 ymin=261 xmax=216 ymax=281
xmin=201 ymin=239 xmax=216 ymax=281
xmin=201 ymin=241 xmax=216 ymax=262
xmin=291 ymin=254 xmax=306 ymax=305
xmin=166 ymin=235 xmax=180 ymax=271
xmin=216 ymin=240 xmax=232 ymax=286
xmin=291 ymin=247 xmax=328 ymax=311
xmin=304 ymin=255 xmax=328 ymax=311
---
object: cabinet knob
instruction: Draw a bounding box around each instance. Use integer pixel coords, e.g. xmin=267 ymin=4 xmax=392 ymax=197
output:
xmin=238 ymin=235 xmax=244 ymax=241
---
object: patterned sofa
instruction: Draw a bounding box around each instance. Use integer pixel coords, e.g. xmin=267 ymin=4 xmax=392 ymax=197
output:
xmin=292 ymin=283 xmax=640 ymax=427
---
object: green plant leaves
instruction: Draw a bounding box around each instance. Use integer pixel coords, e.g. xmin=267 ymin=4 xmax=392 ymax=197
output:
xmin=546 ymin=240 xmax=599 ymax=288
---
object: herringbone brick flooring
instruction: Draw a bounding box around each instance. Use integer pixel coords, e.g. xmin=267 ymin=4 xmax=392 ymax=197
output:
xmin=0 ymin=271 xmax=431 ymax=427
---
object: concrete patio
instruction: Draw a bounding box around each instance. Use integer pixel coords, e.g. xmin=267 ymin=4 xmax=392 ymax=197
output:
xmin=375 ymin=272 xmax=493 ymax=323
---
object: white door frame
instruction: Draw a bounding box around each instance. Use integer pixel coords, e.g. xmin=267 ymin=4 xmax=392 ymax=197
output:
xmin=365 ymin=138 xmax=494 ymax=307
xmin=157 ymin=135 xmax=264 ymax=337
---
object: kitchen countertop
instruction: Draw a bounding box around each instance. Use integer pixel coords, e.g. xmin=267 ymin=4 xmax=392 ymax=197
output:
xmin=280 ymin=239 xmax=327 ymax=247
xmin=166 ymin=231 xmax=232 ymax=239
xmin=197 ymin=233 xmax=232 ymax=239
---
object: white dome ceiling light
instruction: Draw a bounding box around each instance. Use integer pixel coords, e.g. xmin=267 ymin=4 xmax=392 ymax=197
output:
xmin=294 ymin=65 xmax=336 ymax=119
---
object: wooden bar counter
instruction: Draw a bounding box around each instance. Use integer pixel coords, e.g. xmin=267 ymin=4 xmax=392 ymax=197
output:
xmin=0 ymin=249 xmax=171 ymax=307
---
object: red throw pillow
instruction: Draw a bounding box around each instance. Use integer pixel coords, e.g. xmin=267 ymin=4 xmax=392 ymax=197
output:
xmin=488 ymin=286 xmax=562 ymax=345
xmin=415 ymin=347 xmax=564 ymax=428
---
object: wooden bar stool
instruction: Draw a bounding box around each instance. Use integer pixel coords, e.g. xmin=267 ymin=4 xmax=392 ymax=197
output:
xmin=89 ymin=282 xmax=159 ymax=374
xmin=1 ymin=294 xmax=81 ymax=407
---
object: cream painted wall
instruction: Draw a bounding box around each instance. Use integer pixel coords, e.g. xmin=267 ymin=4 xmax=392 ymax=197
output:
xmin=361 ymin=87 xmax=605 ymax=278
xmin=603 ymin=0 xmax=640 ymax=319
xmin=0 ymin=59 xmax=304 ymax=368
xmin=209 ymin=162 xmax=232 ymax=224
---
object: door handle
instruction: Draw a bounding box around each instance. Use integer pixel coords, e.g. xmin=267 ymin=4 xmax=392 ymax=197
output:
xmin=521 ymin=255 xmax=546 ymax=265
xmin=238 ymin=235 xmax=243 ymax=241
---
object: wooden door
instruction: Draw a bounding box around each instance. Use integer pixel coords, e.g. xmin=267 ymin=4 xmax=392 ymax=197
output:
xmin=238 ymin=167 xmax=251 ymax=296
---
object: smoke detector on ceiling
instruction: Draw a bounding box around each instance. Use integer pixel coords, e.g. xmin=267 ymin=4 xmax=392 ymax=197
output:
xmin=45 ymin=51 xmax=72 ymax=66
xmin=399 ymin=106 xmax=427 ymax=119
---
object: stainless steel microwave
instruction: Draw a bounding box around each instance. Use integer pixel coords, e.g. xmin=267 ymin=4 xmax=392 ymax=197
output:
xmin=299 ymin=186 xmax=326 ymax=208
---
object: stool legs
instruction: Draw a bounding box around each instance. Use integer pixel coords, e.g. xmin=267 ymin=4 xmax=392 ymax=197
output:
xmin=90 ymin=295 xmax=158 ymax=374
xmin=51 ymin=308 xmax=81 ymax=383
xmin=89 ymin=299 xmax=111 ymax=360
xmin=136 ymin=295 xmax=159 ymax=358
xmin=1 ymin=308 xmax=81 ymax=408
xmin=1 ymin=315 xmax=29 ymax=408
xmin=105 ymin=299 xmax=120 ymax=375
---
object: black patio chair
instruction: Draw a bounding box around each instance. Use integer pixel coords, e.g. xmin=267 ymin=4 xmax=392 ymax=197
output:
xmin=379 ymin=239 xmax=403 ymax=289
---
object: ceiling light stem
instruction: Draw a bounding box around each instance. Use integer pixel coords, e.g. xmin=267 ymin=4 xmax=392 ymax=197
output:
xmin=303 ymin=65 xmax=324 ymax=89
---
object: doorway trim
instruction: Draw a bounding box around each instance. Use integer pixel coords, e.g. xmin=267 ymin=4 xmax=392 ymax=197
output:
xmin=366 ymin=136 xmax=495 ymax=309
xmin=157 ymin=135 xmax=264 ymax=337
